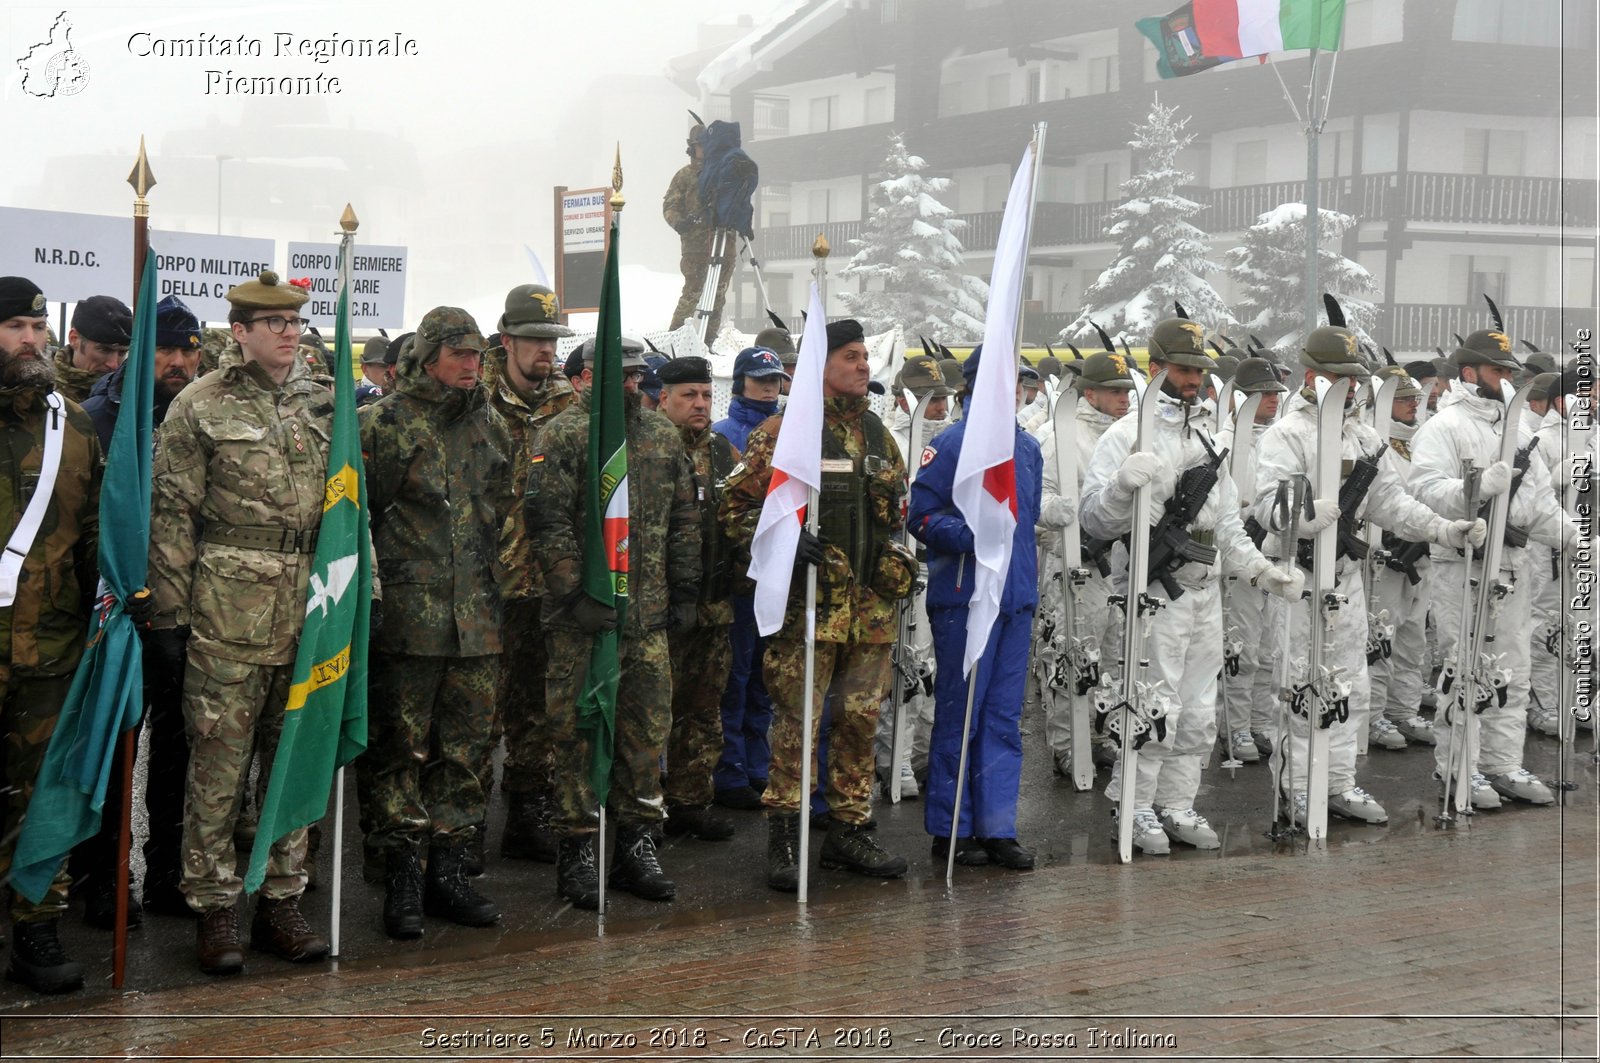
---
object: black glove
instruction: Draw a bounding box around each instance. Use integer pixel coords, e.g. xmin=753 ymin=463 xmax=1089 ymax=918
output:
xmin=794 ymin=529 xmax=825 ymax=568
xmin=571 ymin=595 xmax=619 ymax=634
xmin=124 ymin=588 xmax=156 ymax=631
xmin=147 ymin=625 xmax=190 ymax=674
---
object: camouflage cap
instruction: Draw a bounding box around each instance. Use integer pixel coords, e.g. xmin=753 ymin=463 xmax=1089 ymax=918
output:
xmin=360 ymin=336 xmax=389 ymax=365
xmin=1147 ymin=318 xmax=1213 ymax=369
xmin=498 ymin=283 xmax=576 ymax=339
xmin=1233 ymin=357 xmax=1288 ymax=394
xmin=753 ymin=326 xmax=796 ymax=357
xmin=1299 ymin=326 xmax=1368 ymax=378
xmin=0 ymin=276 xmax=48 ymax=320
xmin=896 ymin=356 xmax=953 ymax=398
xmin=1526 ymin=372 xmax=1559 ymax=402
xmin=414 ymin=306 xmax=486 ymax=364
xmin=1375 ymin=364 xmax=1422 ymax=399
xmin=225 ymin=269 xmax=308 ymax=311
xmin=1449 ymin=328 xmax=1521 ymax=371
xmin=1078 ymin=351 xmax=1136 ymax=391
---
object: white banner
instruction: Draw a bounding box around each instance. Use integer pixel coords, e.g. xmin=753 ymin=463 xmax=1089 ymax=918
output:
xmin=561 ymin=189 xmax=609 ymax=254
xmin=285 ymin=242 xmax=408 ymax=328
xmin=0 ymin=207 xmax=133 ymax=304
xmin=149 ymin=231 xmax=276 ymax=323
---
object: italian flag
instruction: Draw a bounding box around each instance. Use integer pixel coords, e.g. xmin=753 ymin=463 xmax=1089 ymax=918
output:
xmin=1139 ymin=0 xmax=1345 ymax=79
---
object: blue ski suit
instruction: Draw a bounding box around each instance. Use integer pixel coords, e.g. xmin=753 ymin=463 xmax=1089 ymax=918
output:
xmin=908 ymin=417 xmax=1042 ymax=839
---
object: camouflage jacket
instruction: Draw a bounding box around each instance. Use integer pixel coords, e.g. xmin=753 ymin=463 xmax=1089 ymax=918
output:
xmin=52 ymin=347 xmax=109 ymax=405
xmin=149 ymin=347 xmax=339 ymax=666
xmin=484 ymin=348 xmax=576 ymax=601
xmin=0 ymin=386 xmax=102 ymax=681
xmin=527 ymin=394 xmax=699 ymax=636
xmin=679 ymin=423 xmax=739 ymax=626
xmin=361 ymin=344 xmax=516 ymax=658
xmin=721 ymin=396 xmax=912 ymax=644
xmin=662 ymin=161 xmax=707 ymax=237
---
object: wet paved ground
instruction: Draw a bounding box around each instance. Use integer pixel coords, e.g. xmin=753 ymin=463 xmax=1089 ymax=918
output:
xmin=1 ymin=705 xmax=1595 ymax=1061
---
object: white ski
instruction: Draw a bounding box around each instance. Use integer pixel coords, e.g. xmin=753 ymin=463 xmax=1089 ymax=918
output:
xmin=1048 ymin=381 xmax=1095 ymax=791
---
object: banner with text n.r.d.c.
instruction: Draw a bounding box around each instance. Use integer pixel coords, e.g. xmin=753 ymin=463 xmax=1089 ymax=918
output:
xmin=285 ymin=242 xmax=408 ymax=328
xmin=0 ymin=207 xmax=133 ymax=304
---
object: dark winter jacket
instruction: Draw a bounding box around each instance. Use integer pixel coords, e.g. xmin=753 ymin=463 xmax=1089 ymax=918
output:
xmin=712 ymin=396 xmax=777 ymax=454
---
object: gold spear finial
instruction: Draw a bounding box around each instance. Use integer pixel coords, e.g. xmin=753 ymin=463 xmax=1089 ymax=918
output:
xmin=812 ymin=233 xmax=830 ymax=259
xmin=610 ymin=144 xmax=626 ymax=211
xmin=339 ymin=203 xmax=359 ymax=234
xmin=126 ymin=135 xmax=156 ymax=207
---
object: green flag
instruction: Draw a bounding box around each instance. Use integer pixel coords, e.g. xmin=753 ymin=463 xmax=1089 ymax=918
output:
xmin=577 ymin=213 xmax=628 ymax=805
xmin=244 ymin=282 xmax=370 ymax=893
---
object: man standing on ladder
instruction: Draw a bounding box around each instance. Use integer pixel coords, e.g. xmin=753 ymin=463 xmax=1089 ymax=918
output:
xmin=665 ymin=122 xmax=733 ymax=341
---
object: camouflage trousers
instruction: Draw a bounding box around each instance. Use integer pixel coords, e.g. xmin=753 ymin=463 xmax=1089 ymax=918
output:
xmin=180 ymin=649 xmax=308 ymax=912
xmin=547 ymin=627 xmax=671 ymax=833
xmin=366 ymin=653 xmax=498 ymax=855
xmin=1 ymin=674 xmax=74 ymax=922
xmin=495 ymin=597 xmax=553 ymax=797
xmin=669 ymin=233 xmax=735 ymax=339
xmin=665 ymin=623 xmax=732 ymax=806
xmin=761 ymin=638 xmax=892 ymax=826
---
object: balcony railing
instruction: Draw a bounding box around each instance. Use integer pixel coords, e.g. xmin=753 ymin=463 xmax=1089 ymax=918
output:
xmin=1383 ymin=303 xmax=1595 ymax=353
xmin=753 ymin=173 xmax=1597 ymax=259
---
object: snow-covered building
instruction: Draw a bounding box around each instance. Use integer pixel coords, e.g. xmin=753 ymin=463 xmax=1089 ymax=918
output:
xmin=680 ymin=0 xmax=1596 ymax=354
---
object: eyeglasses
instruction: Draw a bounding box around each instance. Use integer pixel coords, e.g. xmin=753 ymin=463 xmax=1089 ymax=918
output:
xmin=247 ymin=315 xmax=307 ymax=335
xmin=621 ymin=368 xmax=645 ymax=381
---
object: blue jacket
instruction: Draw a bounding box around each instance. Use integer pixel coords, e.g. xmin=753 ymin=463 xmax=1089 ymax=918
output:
xmin=712 ymin=395 xmax=778 ymax=453
xmin=909 ymin=417 xmax=1042 ymax=612
xmin=80 ymin=362 xmax=180 ymax=450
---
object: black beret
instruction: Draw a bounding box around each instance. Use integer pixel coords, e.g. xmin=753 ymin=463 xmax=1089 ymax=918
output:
xmin=385 ymin=332 xmax=412 ymax=367
xmin=825 ymin=318 xmax=865 ymax=352
xmin=1402 ymin=359 xmax=1437 ymax=381
xmin=655 ymin=356 xmax=712 ymax=385
xmin=0 ymin=277 xmax=47 ymax=321
xmin=72 ymin=295 xmax=134 ymax=346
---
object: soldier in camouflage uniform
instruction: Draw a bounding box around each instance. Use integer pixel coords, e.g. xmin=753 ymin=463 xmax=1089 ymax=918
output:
xmin=664 ymin=124 xmax=733 ymax=338
xmin=0 ymin=277 xmax=103 ymax=994
xmin=654 ymin=356 xmax=739 ymax=840
xmin=720 ymin=319 xmax=918 ymax=892
xmin=53 ymin=295 xmax=132 ymax=403
xmin=360 ymin=307 xmax=514 ymax=938
xmin=147 ymin=271 xmax=334 ymax=976
xmin=483 ymin=284 xmax=574 ymax=864
xmin=526 ymin=343 xmax=700 ymax=909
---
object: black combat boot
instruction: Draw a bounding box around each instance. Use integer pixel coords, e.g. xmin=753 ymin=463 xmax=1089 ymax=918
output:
xmin=463 ymin=825 xmax=486 ymax=878
xmin=819 ymin=822 xmax=907 ymax=878
xmin=555 ymin=835 xmax=600 ymax=910
xmin=610 ymin=823 xmax=676 ymax=902
xmin=766 ymin=812 xmax=801 ymax=893
xmin=249 ymin=895 xmax=329 ymax=963
xmin=5 ymin=920 xmax=84 ymax=994
xmin=83 ymin=875 xmax=143 ymax=930
xmin=141 ymin=866 xmax=192 ymax=919
xmin=382 ymin=850 xmax=424 ymax=940
xmin=664 ymin=801 xmax=736 ymax=841
xmin=423 ymin=840 xmax=500 ymax=927
xmin=501 ymin=791 xmax=558 ymax=862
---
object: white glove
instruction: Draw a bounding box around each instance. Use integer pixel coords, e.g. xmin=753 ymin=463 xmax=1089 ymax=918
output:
xmin=1115 ymin=451 xmax=1169 ymax=492
xmin=1299 ymin=498 xmax=1342 ymax=536
xmin=1477 ymin=460 xmax=1513 ymax=499
xmin=1254 ymin=565 xmax=1305 ymax=600
xmin=1438 ymin=517 xmax=1487 ymax=550
xmin=1038 ymin=494 xmax=1077 ymax=530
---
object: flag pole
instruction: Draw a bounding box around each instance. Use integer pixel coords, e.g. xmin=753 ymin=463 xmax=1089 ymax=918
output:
xmin=113 ymin=135 xmax=156 ymax=990
xmin=945 ymin=125 xmax=1046 ymax=885
xmin=329 ymin=203 xmax=358 ymax=958
xmin=597 ymin=148 xmax=627 ymax=923
xmin=797 ymin=233 xmax=829 ymax=905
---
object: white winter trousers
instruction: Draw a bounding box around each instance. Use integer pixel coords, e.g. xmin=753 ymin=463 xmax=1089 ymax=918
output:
xmin=1271 ymin=560 xmax=1369 ymax=796
xmin=1430 ymin=552 xmax=1533 ymax=779
xmin=1367 ymin=561 xmax=1430 ymax=723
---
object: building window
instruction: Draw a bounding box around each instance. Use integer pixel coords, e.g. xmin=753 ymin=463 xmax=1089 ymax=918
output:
xmin=1318 ymin=130 xmax=1353 ymax=179
xmin=754 ymin=95 xmax=790 ymax=139
xmin=1452 ymin=0 xmax=1569 ymax=45
xmin=807 ymin=188 xmax=832 ymax=224
xmin=986 ymin=73 xmax=1011 ymax=110
xmin=983 ymin=174 xmax=1009 ymax=212
xmin=1450 ymin=254 xmax=1509 ymax=303
xmin=1084 ymin=161 xmax=1122 ymax=203
xmin=1025 ymin=67 xmax=1042 ymax=105
xmin=863 ymin=85 xmax=888 ymax=125
xmin=1233 ymin=140 xmax=1269 ymax=185
xmin=808 ymin=96 xmax=836 ymax=134
xmin=1464 ymin=128 xmax=1526 ymax=176
xmin=763 ymin=183 xmax=790 ymax=228
xmin=1087 ymin=55 xmax=1119 ymax=95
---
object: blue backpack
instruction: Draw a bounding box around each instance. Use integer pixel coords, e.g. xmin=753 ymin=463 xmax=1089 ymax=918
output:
xmin=696 ymin=120 xmax=759 ymax=240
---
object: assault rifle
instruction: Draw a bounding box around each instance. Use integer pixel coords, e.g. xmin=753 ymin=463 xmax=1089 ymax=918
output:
xmin=1082 ymin=534 xmax=1117 ymax=577
xmin=1296 ymin=443 xmax=1388 ymax=570
xmin=1146 ymin=435 xmax=1229 ymax=600
xmin=1381 ymin=530 xmax=1430 ymax=586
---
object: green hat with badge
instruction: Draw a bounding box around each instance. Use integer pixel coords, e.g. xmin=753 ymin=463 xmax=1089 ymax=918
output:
xmin=498 ymin=284 xmax=575 ymax=339
xmin=1449 ymin=296 xmax=1522 ymax=371
xmin=1299 ymin=294 xmax=1368 ymax=377
xmin=1146 ymin=305 xmax=1214 ymax=370
xmin=895 ymin=355 xmax=953 ymax=398
xmin=225 ymin=270 xmax=308 ymax=311
xmin=1078 ymin=350 xmax=1137 ymax=391
xmin=1233 ymin=357 xmax=1288 ymax=394
xmin=361 ymin=336 xmax=389 ymax=365
xmin=1375 ymin=363 xmax=1422 ymax=399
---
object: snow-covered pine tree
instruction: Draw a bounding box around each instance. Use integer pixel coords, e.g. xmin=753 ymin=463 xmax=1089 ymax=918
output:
xmin=841 ymin=133 xmax=988 ymax=342
xmin=1060 ymin=95 xmax=1232 ymax=346
xmin=1225 ymin=203 xmax=1378 ymax=351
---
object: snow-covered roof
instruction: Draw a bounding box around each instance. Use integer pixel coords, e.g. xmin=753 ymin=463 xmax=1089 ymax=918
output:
xmin=696 ymin=0 xmax=845 ymax=99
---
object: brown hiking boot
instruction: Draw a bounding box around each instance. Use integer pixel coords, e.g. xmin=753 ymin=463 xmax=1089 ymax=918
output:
xmin=196 ymin=905 xmax=244 ymax=975
xmin=249 ymin=895 xmax=329 ymax=963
